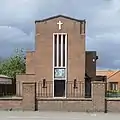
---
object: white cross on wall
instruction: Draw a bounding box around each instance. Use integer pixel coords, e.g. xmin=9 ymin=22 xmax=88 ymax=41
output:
xmin=57 ymin=21 xmax=63 ymax=30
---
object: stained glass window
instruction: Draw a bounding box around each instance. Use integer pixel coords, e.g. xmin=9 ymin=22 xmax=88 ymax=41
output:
xmin=54 ymin=68 xmax=65 ymax=78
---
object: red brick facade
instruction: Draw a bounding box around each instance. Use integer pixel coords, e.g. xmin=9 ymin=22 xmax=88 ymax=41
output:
xmin=0 ymin=15 xmax=120 ymax=112
xmin=16 ymin=15 xmax=86 ymax=97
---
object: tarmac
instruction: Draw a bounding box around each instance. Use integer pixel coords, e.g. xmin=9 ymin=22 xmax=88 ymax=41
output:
xmin=0 ymin=111 xmax=120 ymax=120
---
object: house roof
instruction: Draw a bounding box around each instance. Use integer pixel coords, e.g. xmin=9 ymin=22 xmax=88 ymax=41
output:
xmin=0 ymin=74 xmax=12 ymax=79
xmin=0 ymin=75 xmax=12 ymax=84
xmin=35 ymin=15 xmax=86 ymax=23
xmin=96 ymin=70 xmax=120 ymax=82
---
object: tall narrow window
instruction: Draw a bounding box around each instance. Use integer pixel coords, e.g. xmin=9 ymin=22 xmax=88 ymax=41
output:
xmin=53 ymin=33 xmax=67 ymax=97
xmin=53 ymin=33 xmax=67 ymax=67
xmin=59 ymin=35 xmax=61 ymax=67
xmin=54 ymin=35 xmax=57 ymax=67
xmin=63 ymin=35 xmax=65 ymax=67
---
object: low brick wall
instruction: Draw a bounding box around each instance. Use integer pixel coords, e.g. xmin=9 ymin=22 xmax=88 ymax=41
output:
xmin=0 ymin=81 xmax=107 ymax=112
xmin=36 ymin=81 xmax=106 ymax=112
xmin=37 ymin=98 xmax=93 ymax=112
xmin=107 ymin=98 xmax=120 ymax=112
xmin=0 ymin=97 xmax=22 ymax=110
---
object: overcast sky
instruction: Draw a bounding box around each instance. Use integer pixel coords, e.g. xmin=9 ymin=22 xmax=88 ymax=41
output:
xmin=0 ymin=0 xmax=120 ymax=69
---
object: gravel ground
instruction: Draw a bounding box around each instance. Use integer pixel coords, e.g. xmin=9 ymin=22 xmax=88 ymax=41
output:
xmin=0 ymin=111 xmax=120 ymax=120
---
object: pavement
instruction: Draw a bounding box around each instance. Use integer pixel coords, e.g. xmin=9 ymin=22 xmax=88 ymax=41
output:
xmin=0 ymin=111 xmax=120 ymax=120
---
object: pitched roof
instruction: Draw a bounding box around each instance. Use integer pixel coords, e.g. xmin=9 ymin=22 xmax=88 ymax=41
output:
xmin=96 ymin=70 xmax=114 ymax=78
xmin=96 ymin=70 xmax=120 ymax=82
xmin=35 ymin=15 xmax=85 ymax=23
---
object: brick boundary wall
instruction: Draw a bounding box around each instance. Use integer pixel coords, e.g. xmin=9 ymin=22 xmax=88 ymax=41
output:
xmin=0 ymin=97 xmax=22 ymax=111
xmin=107 ymin=98 xmax=120 ymax=112
xmin=36 ymin=81 xmax=106 ymax=112
xmin=1 ymin=81 xmax=120 ymax=112
xmin=37 ymin=98 xmax=93 ymax=112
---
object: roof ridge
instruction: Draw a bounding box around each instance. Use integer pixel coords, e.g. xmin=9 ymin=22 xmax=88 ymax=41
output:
xmin=107 ymin=70 xmax=120 ymax=79
xmin=96 ymin=70 xmax=116 ymax=71
xmin=35 ymin=15 xmax=85 ymax=23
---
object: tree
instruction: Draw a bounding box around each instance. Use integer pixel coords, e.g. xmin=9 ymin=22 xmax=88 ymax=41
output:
xmin=0 ymin=49 xmax=26 ymax=79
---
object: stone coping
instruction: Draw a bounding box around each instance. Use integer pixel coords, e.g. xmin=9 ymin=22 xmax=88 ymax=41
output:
xmin=0 ymin=96 xmax=22 ymax=100
xmin=106 ymin=97 xmax=120 ymax=101
xmin=37 ymin=97 xmax=92 ymax=101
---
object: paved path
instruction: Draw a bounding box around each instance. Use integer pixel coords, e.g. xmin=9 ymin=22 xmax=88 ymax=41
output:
xmin=0 ymin=111 xmax=120 ymax=120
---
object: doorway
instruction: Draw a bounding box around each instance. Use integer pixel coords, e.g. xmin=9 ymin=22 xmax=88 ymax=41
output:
xmin=54 ymin=80 xmax=65 ymax=97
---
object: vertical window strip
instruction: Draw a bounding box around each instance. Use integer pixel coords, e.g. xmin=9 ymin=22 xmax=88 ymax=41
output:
xmin=61 ymin=34 xmax=63 ymax=67
xmin=57 ymin=34 xmax=59 ymax=67
xmin=84 ymin=21 xmax=86 ymax=34
xmin=54 ymin=35 xmax=57 ymax=67
xmin=63 ymin=35 xmax=65 ymax=67
xmin=54 ymin=33 xmax=67 ymax=68
xmin=59 ymin=35 xmax=61 ymax=67
xmin=65 ymin=34 xmax=67 ymax=68
xmin=80 ymin=22 xmax=82 ymax=34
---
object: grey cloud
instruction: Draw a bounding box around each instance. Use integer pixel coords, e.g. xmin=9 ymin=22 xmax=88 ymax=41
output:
xmin=0 ymin=0 xmax=120 ymax=69
xmin=86 ymin=33 xmax=120 ymax=69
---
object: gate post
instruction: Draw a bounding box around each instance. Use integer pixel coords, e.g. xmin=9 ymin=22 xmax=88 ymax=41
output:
xmin=22 ymin=82 xmax=36 ymax=111
xmin=92 ymin=80 xmax=107 ymax=112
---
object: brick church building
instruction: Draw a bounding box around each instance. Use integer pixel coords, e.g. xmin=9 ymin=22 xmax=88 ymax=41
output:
xmin=7 ymin=15 xmax=112 ymax=112
xmin=16 ymin=15 xmax=98 ymax=98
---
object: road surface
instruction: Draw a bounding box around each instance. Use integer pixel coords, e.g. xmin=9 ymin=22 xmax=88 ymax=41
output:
xmin=0 ymin=111 xmax=120 ymax=120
